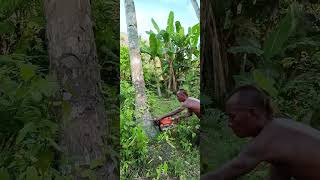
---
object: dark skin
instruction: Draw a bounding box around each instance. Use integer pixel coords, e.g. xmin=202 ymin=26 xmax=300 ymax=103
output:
xmin=155 ymin=91 xmax=200 ymax=123
xmin=201 ymin=93 xmax=320 ymax=180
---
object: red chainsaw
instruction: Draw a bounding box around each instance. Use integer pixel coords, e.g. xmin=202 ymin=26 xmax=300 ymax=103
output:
xmin=154 ymin=116 xmax=178 ymax=131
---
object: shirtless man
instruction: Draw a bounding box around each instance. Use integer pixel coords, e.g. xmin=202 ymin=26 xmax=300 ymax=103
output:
xmin=155 ymin=89 xmax=200 ymax=124
xmin=201 ymin=85 xmax=320 ymax=180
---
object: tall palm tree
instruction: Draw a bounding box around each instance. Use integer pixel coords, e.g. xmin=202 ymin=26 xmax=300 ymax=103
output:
xmin=44 ymin=0 xmax=114 ymax=178
xmin=191 ymin=0 xmax=200 ymax=20
xmin=124 ymin=0 xmax=157 ymax=138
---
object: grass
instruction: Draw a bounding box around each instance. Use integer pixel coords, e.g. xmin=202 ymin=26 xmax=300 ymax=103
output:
xmin=146 ymin=95 xmax=200 ymax=179
xmin=120 ymin=89 xmax=200 ymax=179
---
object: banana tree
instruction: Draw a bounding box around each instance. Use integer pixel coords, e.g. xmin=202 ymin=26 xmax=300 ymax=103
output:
xmin=228 ymin=2 xmax=302 ymax=97
xmin=143 ymin=11 xmax=200 ymax=94
xmin=140 ymin=33 xmax=164 ymax=96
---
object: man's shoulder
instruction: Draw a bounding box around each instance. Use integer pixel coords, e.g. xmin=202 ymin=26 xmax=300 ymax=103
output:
xmin=269 ymin=117 xmax=320 ymax=136
xmin=187 ymin=97 xmax=200 ymax=102
xmin=272 ymin=117 xmax=308 ymax=128
xmin=262 ymin=118 xmax=294 ymax=132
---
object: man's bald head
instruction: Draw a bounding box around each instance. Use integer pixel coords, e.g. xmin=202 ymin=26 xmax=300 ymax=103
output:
xmin=176 ymin=89 xmax=188 ymax=102
xmin=226 ymin=85 xmax=273 ymax=118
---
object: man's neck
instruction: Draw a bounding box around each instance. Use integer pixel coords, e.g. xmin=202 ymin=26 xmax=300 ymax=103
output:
xmin=253 ymin=117 xmax=273 ymax=137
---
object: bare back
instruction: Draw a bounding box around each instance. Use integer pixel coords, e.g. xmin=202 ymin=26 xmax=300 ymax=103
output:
xmin=255 ymin=118 xmax=320 ymax=180
xmin=181 ymin=97 xmax=200 ymax=118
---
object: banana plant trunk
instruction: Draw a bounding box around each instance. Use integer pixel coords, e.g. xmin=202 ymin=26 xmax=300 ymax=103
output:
xmin=125 ymin=0 xmax=157 ymax=138
xmin=152 ymin=59 xmax=162 ymax=97
xmin=44 ymin=0 xmax=115 ymax=178
xmin=168 ymin=59 xmax=177 ymax=92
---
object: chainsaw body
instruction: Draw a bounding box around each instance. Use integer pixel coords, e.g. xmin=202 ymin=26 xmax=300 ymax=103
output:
xmin=157 ymin=117 xmax=175 ymax=131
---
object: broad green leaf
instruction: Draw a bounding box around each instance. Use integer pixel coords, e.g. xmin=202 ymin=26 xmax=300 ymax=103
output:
xmin=151 ymin=18 xmax=160 ymax=33
xmin=149 ymin=33 xmax=158 ymax=57
xmin=191 ymin=23 xmax=200 ymax=34
xmin=312 ymin=51 xmax=320 ymax=61
xmin=159 ymin=30 xmax=170 ymax=43
xmin=175 ymin=21 xmax=182 ymax=33
xmin=263 ymin=3 xmax=298 ymax=60
xmin=166 ymin=11 xmax=174 ymax=35
xmin=15 ymin=86 xmax=28 ymax=98
xmin=190 ymin=23 xmax=200 ymax=47
xmin=35 ymin=75 xmax=59 ymax=97
xmin=34 ymin=150 xmax=54 ymax=173
xmin=179 ymin=27 xmax=185 ymax=37
xmin=140 ymin=46 xmax=151 ymax=55
xmin=0 ymin=55 xmax=13 ymax=64
xmin=0 ymin=21 xmax=14 ymax=34
xmin=253 ymin=69 xmax=278 ymax=96
xmin=16 ymin=122 xmax=35 ymax=144
xmin=0 ymin=168 xmax=10 ymax=180
xmin=163 ymin=162 xmax=168 ymax=173
xmin=26 ymin=166 xmax=40 ymax=180
xmin=19 ymin=64 xmax=36 ymax=81
xmin=31 ymin=91 xmax=42 ymax=102
xmin=157 ymin=41 xmax=164 ymax=57
xmin=0 ymin=78 xmax=18 ymax=94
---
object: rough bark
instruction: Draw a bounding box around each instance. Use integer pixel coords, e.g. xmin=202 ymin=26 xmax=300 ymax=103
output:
xmin=201 ymin=0 xmax=230 ymax=106
xmin=124 ymin=0 xmax=157 ymax=138
xmin=191 ymin=0 xmax=200 ymax=21
xmin=44 ymin=0 xmax=116 ymax=179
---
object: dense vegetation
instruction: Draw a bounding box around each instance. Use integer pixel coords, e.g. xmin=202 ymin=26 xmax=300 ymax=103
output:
xmin=120 ymin=10 xmax=200 ymax=179
xmin=1 ymin=0 xmax=319 ymax=179
xmin=0 ymin=0 xmax=119 ymax=179
xmin=201 ymin=0 xmax=320 ymax=179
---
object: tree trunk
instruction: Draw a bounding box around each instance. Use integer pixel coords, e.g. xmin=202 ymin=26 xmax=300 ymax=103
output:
xmin=201 ymin=0 xmax=230 ymax=106
xmin=191 ymin=0 xmax=200 ymax=21
xmin=125 ymin=0 xmax=157 ymax=138
xmin=44 ymin=0 xmax=116 ymax=179
xmin=168 ymin=59 xmax=177 ymax=92
xmin=171 ymin=61 xmax=177 ymax=92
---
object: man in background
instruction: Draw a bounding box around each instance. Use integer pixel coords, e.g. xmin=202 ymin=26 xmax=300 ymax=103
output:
xmin=201 ymin=85 xmax=320 ymax=180
xmin=155 ymin=89 xmax=200 ymax=124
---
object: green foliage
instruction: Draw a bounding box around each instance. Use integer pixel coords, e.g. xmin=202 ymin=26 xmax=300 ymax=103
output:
xmin=0 ymin=20 xmax=14 ymax=34
xmin=141 ymin=11 xmax=200 ymax=95
xmin=0 ymin=57 xmax=64 ymax=179
xmin=120 ymin=80 xmax=150 ymax=178
xmin=151 ymin=18 xmax=160 ymax=33
xmin=0 ymin=0 xmax=120 ymax=178
xmin=120 ymin=83 xmax=200 ymax=179
xmin=92 ymin=0 xmax=119 ymax=85
xmin=120 ymin=9 xmax=200 ymax=177
xmin=204 ymin=1 xmax=320 ymax=179
xmin=252 ymin=69 xmax=278 ymax=96
xmin=263 ymin=2 xmax=301 ymax=61
xmin=120 ymin=46 xmax=131 ymax=81
xmin=166 ymin=11 xmax=175 ymax=35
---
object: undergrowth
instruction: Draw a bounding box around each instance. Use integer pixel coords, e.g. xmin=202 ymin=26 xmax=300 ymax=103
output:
xmin=120 ymin=80 xmax=200 ymax=179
